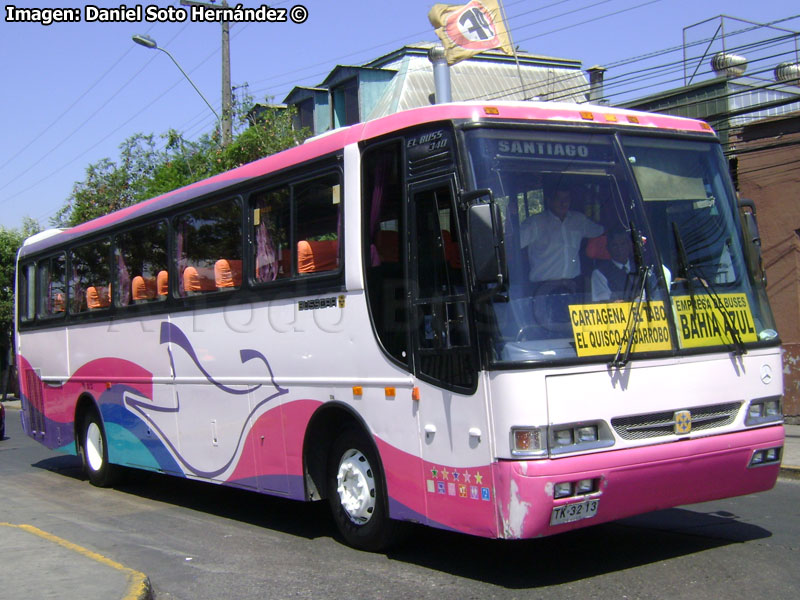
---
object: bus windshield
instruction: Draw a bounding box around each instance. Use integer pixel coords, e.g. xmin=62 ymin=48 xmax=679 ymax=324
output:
xmin=464 ymin=127 xmax=778 ymax=366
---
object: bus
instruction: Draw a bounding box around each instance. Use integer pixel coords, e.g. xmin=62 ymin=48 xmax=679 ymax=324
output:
xmin=16 ymin=101 xmax=785 ymax=550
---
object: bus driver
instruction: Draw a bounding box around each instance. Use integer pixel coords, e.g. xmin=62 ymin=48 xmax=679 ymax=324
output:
xmin=520 ymin=183 xmax=603 ymax=291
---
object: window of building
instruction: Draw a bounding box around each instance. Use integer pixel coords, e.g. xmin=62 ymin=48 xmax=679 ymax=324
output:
xmin=331 ymin=78 xmax=359 ymax=128
xmin=295 ymin=98 xmax=315 ymax=132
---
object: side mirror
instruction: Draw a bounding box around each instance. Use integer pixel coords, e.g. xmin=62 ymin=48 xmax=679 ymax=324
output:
xmin=738 ymin=197 xmax=766 ymax=286
xmin=467 ymin=197 xmax=507 ymax=287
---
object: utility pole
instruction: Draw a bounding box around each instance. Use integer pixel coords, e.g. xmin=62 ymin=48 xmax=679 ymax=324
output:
xmin=180 ymin=0 xmax=233 ymax=146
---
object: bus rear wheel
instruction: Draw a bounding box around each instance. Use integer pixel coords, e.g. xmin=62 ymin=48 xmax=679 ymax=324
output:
xmin=81 ymin=410 xmax=119 ymax=487
xmin=327 ymin=428 xmax=398 ymax=551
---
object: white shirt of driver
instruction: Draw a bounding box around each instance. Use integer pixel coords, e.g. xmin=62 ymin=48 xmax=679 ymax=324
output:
xmin=521 ymin=209 xmax=603 ymax=282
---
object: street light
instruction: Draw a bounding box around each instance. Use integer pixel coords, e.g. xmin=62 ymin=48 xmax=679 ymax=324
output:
xmin=131 ymin=34 xmax=222 ymax=140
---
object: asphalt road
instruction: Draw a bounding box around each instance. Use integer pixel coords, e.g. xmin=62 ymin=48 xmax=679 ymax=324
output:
xmin=1 ymin=406 xmax=799 ymax=600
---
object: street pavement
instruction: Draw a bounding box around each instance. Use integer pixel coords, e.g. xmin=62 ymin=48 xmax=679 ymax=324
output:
xmin=0 ymin=398 xmax=797 ymax=600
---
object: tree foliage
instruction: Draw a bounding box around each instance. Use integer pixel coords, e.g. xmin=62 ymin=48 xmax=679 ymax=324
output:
xmin=53 ymin=103 xmax=307 ymax=228
xmin=2 ymin=100 xmax=306 ymax=350
xmin=0 ymin=218 xmax=41 ymax=347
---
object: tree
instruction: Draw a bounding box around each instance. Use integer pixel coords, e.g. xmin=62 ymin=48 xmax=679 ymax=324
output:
xmin=52 ymin=134 xmax=160 ymax=228
xmin=53 ymin=102 xmax=307 ymax=228
xmin=0 ymin=218 xmax=42 ymax=396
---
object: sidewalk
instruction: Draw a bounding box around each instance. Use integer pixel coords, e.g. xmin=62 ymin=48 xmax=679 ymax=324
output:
xmin=0 ymin=523 xmax=152 ymax=600
xmin=781 ymin=423 xmax=800 ymax=479
xmin=1 ymin=399 xmax=152 ymax=600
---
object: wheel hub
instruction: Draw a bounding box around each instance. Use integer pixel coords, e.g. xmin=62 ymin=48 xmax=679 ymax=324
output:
xmin=336 ymin=449 xmax=376 ymax=524
xmin=85 ymin=422 xmax=104 ymax=472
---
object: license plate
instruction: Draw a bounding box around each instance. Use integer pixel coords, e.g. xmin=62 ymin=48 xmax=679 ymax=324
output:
xmin=550 ymin=498 xmax=600 ymax=526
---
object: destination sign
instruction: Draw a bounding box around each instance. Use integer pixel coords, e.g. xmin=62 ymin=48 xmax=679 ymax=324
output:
xmin=672 ymin=293 xmax=757 ymax=348
xmin=493 ymin=138 xmax=614 ymax=162
xmin=569 ymin=301 xmax=672 ymax=357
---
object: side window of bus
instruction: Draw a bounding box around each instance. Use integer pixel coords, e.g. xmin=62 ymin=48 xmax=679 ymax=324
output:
xmin=294 ymin=173 xmax=341 ymax=275
xmin=116 ymin=221 xmax=169 ymax=306
xmin=251 ymin=186 xmax=291 ymax=282
xmin=37 ymin=254 xmax=67 ymax=318
xmin=19 ymin=262 xmax=36 ymax=322
xmin=176 ymin=198 xmax=243 ymax=296
xmin=363 ymin=142 xmax=407 ymax=365
xmin=70 ymin=240 xmax=111 ymax=313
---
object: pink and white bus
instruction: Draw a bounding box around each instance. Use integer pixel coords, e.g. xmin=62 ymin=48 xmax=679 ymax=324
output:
xmin=16 ymin=101 xmax=785 ymax=550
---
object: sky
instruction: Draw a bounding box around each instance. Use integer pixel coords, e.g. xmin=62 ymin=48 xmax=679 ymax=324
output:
xmin=1 ymin=0 xmax=798 ymax=230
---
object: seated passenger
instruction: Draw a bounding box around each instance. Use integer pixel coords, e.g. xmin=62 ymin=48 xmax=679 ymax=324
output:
xmin=591 ymin=228 xmax=634 ymax=302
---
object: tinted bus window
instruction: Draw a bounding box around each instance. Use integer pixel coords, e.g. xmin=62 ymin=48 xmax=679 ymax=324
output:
xmin=116 ymin=221 xmax=169 ymax=306
xmin=176 ymin=198 xmax=243 ymax=296
xmin=19 ymin=263 xmax=36 ymax=321
xmin=251 ymin=186 xmax=291 ymax=282
xmin=70 ymin=239 xmax=111 ymax=313
xmin=36 ymin=253 xmax=66 ymax=318
xmin=295 ymin=173 xmax=341 ymax=275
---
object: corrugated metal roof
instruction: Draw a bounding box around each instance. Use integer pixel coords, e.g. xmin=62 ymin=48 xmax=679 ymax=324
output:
xmin=367 ymin=53 xmax=588 ymax=120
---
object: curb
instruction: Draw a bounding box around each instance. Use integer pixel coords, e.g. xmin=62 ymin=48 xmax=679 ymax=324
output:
xmin=0 ymin=523 xmax=153 ymax=600
xmin=779 ymin=465 xmax=800 ymax=481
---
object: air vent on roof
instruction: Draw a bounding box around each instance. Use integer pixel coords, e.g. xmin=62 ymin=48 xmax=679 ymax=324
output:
xmin=711 ymin=52 xmax=747 ymax=78
xmin=774 ymin=61 xmax=800 ymax=85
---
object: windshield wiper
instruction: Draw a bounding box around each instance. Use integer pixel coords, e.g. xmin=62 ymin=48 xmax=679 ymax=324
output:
xmin=610 ymin=222 xmax=650 ymax=368
xmin=671 ymin=222 xmax=746 ymax=356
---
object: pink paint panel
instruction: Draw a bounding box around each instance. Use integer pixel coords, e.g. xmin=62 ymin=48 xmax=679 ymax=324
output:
xmin=377 ymin=437 xmax=499 ymax=536
xmin=493 ymin=426 xmax=784 ymax=539
xmin=18 ymin=354 xmax=153 ymax=424
xmin=227 ymin=399 xmax=322 ymax=483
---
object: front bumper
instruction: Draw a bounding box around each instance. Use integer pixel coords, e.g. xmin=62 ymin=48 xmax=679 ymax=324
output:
xmin=493 ymin=425 xmax=784 ymax=539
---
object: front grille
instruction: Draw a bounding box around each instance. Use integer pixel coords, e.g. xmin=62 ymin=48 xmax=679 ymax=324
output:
xmin=611 ymin=402 xmax=742 ymax=440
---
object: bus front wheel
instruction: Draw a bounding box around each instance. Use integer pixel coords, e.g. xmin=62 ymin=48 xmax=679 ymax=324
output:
xmin=327 ymin=428 xmax=398 ymax=551
xmin=81 ymin=410 xmax=119 ymax=487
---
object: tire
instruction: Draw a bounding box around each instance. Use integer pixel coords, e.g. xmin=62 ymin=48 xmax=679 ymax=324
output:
xmin=81 ymin=410 xmax=119 ymax=487
xmin=327 ymin=428 xmax=399 ymax=551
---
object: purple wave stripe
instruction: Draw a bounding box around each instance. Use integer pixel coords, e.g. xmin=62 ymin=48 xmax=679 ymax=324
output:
xmin=124 ymin=322 xmax=289 ymax=479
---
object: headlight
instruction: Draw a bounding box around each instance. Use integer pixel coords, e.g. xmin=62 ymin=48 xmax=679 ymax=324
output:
xmin=745 ymin=396 xmax=783 ymax=426
xmin=554 ymin=429 xmax=574 ymax=446
xmin=576 ymin=426 xmax=598 ymax=443
xmin=548 ymin=421 xmax=615 ymax=456
xmin=510 ymin=422 xmax=614 ymax=458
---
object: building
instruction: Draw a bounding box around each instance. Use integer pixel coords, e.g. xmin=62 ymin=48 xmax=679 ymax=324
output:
xmin=282 ymin=42 xmax=591 ymax=136
xmin=730 ymin=113 xmax=800 ymax=418
xmin=621 ymin=16 xmax=800 ymax=422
